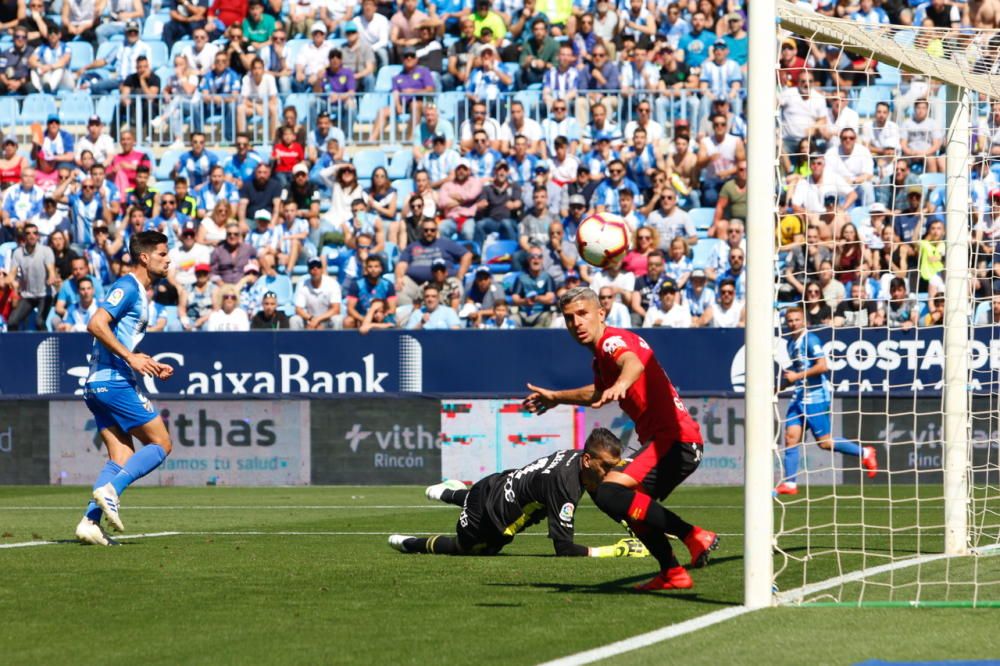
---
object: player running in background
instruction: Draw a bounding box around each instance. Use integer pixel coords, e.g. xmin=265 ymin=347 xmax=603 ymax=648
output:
xmin=776 ymin=306 xmax=878 ymax=495
xmin=524 ymin=287 xmax=718 ymax=591
xmin=75 ymin=231 xmax=176 ymax=546
xmin=389 ymin=428 xmax=647 ymax=558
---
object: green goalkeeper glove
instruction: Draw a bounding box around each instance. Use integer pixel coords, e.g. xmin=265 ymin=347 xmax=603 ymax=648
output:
xmin=590 ymin=538 xmax=650 ymax=558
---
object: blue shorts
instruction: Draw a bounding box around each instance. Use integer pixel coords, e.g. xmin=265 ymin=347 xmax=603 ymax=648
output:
xmin=84 ymin=381 xmax=159 ymax=433
xmin=785 ymin=400 xmax=831 ymax=439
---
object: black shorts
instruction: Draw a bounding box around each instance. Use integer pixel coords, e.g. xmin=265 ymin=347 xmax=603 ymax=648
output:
xmin=621 ymin=440 xmax=703 ymax=502
xmin=455 ymin=475 xmax=514 ymax=555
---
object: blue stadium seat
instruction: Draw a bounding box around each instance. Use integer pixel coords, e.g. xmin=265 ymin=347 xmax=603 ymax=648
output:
xmin=849 ymin=206 xmax=869 ymax=229
xmin=853 ymin=85 xmax=890 ymax=117
xmin=155 ymin=180 xmax=174 ymax=193
xmin=459 ymin=240 xmax=480 ymax=260
xmin=155 ymin=149 xmax=185 ymax=181
xmin=95 ymin=93 xmax=119 ymax=125
xmin=143 ymin=14 xmax=168 ymax=41
xmin=20 ymin=93 xmax=57 ymax=124
xmin=691 ymin=238 xmax=721 ymax=268
xmin=688 ymin=207 xmax=715 ymax=234
xmin=170 ymin=39 xmax=193 ymax=63
xmin=59 ymin=91 xmax=95 ymax=124
xmin=67 ymin=41 xmax=94 ymax=71
xmin=353 ymin=149 xmax=387 ymax=180
xmin=876 ymin=62 xmax=900 ymax=87
xmin=286 ymin=38 xmax=307 ymax=66
xmin=357 ymin=93 xmax=388 ymax=123
xmin=435 ymin=91 xmax=465 ymax=121
xmin=283 ymin=93 xmax=315 ymax=124
xmin=0 ymin=98 xmax=18 ymax=130
xmin=374 ymin=65 xmax=402 ymax=92
xmin=919 ymin=172 xmax=946 ymax=190
xmin=388 ymin=149 xmax=413 ymax=180
xmin=482 ymin=239 xmax=518 ymax=273
xmin=391 ymin=177 xmax=413 ymax=205
xmin=149 ymin=41 xmax=169 ymax=70
xmin=95 ymin=41 xmax=119 ymax=63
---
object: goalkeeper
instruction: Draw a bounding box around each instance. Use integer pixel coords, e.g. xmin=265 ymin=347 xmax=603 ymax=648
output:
xmin=389 ymin=428 xmax=648 ymax=559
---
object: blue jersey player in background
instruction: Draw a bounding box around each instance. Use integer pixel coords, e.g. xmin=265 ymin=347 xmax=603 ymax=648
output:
xmin=776 ymin=306 xmax=878 ymax=495
xmin=75 ymin=231 xmax=176 ymax=546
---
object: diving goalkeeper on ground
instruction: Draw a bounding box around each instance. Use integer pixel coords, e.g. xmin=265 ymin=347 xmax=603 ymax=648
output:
xmin=389 ymin=428 xmax=648 ymax=558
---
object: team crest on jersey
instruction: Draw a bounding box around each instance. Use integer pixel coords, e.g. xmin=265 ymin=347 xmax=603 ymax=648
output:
xmin=559 ymin=502 xmax=575 ymax=523
xmin=674 ymin=396 xmax=687 ymax=412
xmin=602 ymin=336 xmax=626 ymax=355
xmin=106 ymin=288 xmax=125 ymax=306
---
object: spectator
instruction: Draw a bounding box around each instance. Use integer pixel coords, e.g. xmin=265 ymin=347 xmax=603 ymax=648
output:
xmin=444 ymin=17 xmax=476 ymax=92
xmin=466 ymin=44 xmax=512 ymax=112
xmin=900 ymin=98 xmax=944 ymax=173
xmin=588 ymin=257 xmax=635 ymax=305
xmin=658 ymin=3 xmax=688 ymax=49
xmin=39 ymin=116 xmax=75 ymax=168
xmin=478 ymin=299 xmax=516 ymax=329
xmin=825 ymin=128 xmax=876 ymax=207
xmin=238 ymin=162 xmax=282 ymax=227
xmin=198 ymin=52 xmax=241 ymax=140
xmin=803 ymin=280 xmax=832 ymax=327
xmin=411 ymin=21 xmax=443 ymax=73
xmin=18 ymin=0 xmax=57 ymax=48
xmin=0 ymin=28 xmax=33 ymax=96
xmin=163 ymin=1 xmax=212 ymax=49
xmin=271 ymin=127 xmax=305 ymax=188
xmin=642 ymin=278 xmax=693 ymax=328
xmin=289 ymin=258 xmax=343 ymax=329
xmin=437 ymin=159 xmax=483 ymax=241
xmin=677 ymin=11 xmax=714 ymax=68
xmin=543 ymin=44 xmax=585 ymax=121
xmin=176 ymin=134 xmax=219 ymax=192
xmin=207 ymin=0 xmax=249 ymax=33
xmin=877 ymin=158 xmax=920 ymax=214
xmin=242 ymin=0 xmax=275 ymax=44
xmin=123 ymin=165 xmax=159 ymax=219
xmin=591 ymin=0 xmax=618 ymax=48
xmin=790 ymin=154 xmax=856 ymax=238
xmin=178 ymin=263 xmax=218 ymax=329
xmin=151 ymin=192 xmax=190 ymax=248
xmin=507 ymin=135 xmax=541 ymax=188
xmin=406 ymin=283 xmax=461 ymax=329
xmin=197 ymin=165 xmax=242 ymax=219
xmin=64 ymin=176 xmax=111 ymax=249
xmin=834 ymin=223 xmax=864 ymax=285
xmin=319 ymin=163 xmax=364 ymax=230
xmin=206 ymin=283 xmax=251 ymax=331
xmin=710 ymin=159 xmax=747 ymax=240
xmin=169 ymin=224 xmax=214 ymax=288
xmin=777 ymin=72 xmax=826 ymax=173
xmin=711 ymin=277 xmax=744 ymax=328
xmin=183 ymin=28 xmax=220 ymax=78
xmin=414 ymin=104 xmax=456 ymax=162
xmin=257 ymin=26 xmax=292 ymax=94
xmin=284 ymin=163 xmax=322 ymax=227
xmin=517 ymin=186 xmax=555 ymax=269
xmin=834 ymin=281 xmax=884 ymax=327
xmin=542 ymin=220 xmax=577 ymax=287
xmin=683 ymin=267 xmax=714 ymax=328
xmin=225 ymin=132 xmax=265 ymax=188
xmin=355 ymin=0 xmax=391 ymax=67
xmin=394 ymin=219 xmax=472 ymax=306
xmin=519 ymin=18 xmax=558 ymax=87
xmin=369 ymin=48 xmax=435 ymax=142
xmin=344 ymin=254 xmax=396 ymax=328
xmin=57 ymin=275 xmax=98 ymax=332
xmin=511 ymin=248 xmax=557 ymax=327
xmin=2 ymin=168 xmax=45 ymax=234
xmin=717 ymin=245 xmax=746 ymax=300
xmin=294 ymin=22 xmax=332 ymax=92
xmin=816 ymin=259 xmax=845 ymax=310
xmin=623 ymin=99 xmax=663 ymax=146
xmin=6 ymin=223 xmax=57 ymax=331
xmin=320 ymin=50 xmax=356 ymax=131
xmin=593 ymin=160 xmax=641 ymax=215
xmin=96 ymin=0 xmax=145 ymax=44
xmin=422 ymin=257 xmax=464 ymax=310
xmin=974 ymin=293 xmax=1000 ymax=326
xmin=52 ymin=255 xmax=104 ymax=326
xmin=621 ymin=226 xmax=659 ymax=277
xmin=663 ymin=236 xmax=692 ymax=286
xmin=251 ymin=290 xmax=290 ymax=328
xmin=246 ymin=208 xmax=282 ymax=262
xmin=460 ymin=100 xmax=503 ymax=153
xmin=79 ymin=20 xmax=151 ymax=94
xmin=697 ymin=113 xmax=745 ymax=208
xmin=0 ymin=137 xmax=26 ymax=198
xmin=597 ymin=284 xmax=631 ymax=328
xmin=628 ymin=248 xmax=662 ymax=324
xmin=390 ymin=0 xmax=430 ymax=61
xmin=342 ymin=21 xmax=377 ymax=93
xmin=462 ymin=266 xmax=505 ymax=326
xmin=475 ymin=162 xmax=521 ymax=245
xmin=861 ymin=101 xmax=900 ymax=169
xmin=582 ymin=103 xmax=623 ymax=154
xmin=211 ymin=222 xmax=257 ymax=283
xmin=238 ymin=56 xmax=279 ymax=135
xmin=916 ymin=218 xmax=945 ymax=295
xmin=28 ymin=26 xmax=72 ymax=94
xmin=565 ymin=168 xmax=596 ymax=214
xmin=541 ymin=105 xmax=582 ymax=160
xmin=822 ymin=91 xmax=860 ymax=149
xmin=287 ymin=0 xmax=321 ymax=36
xmin=467 ymin=129 xmax=505 ymax=181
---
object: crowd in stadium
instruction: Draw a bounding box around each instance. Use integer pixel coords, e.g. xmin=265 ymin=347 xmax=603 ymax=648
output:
xmin=0 ymin=0 xmax=994 ymax=333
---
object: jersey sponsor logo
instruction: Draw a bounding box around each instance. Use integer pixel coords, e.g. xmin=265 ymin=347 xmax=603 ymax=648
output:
xmin=106 ymin=288 xmax=125 ymax=306
xmin=559 ymin=502 xmax=574 ymax=523
xmin=602 ymin=335 xmax=626 ymax=355
xmin=673 ymin=396 xmax=687 ymax=412
xmin=638 ymin=337 xmax=650 ymax=350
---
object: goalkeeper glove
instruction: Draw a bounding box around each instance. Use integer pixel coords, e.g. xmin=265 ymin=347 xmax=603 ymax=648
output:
xmin=590 ymin=538 xmax=650 ymax=558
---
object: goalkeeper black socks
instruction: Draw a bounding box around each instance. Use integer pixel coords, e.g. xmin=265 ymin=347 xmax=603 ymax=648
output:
xmin=439 ymin=489 xmax=469 ymax=506
xmin=595 ymin=482 xmax=694 ymax=539
xmin=403 ymin=535 xmax=461 ymax=555
xmin=631 ymin=523 xmax=680 ymax=571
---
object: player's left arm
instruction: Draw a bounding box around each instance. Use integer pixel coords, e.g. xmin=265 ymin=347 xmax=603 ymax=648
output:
xmin=591 ymin=351 xmax=644 ymax=408
xmin=785 ymin=354 xmax=828 ymax=383
xmin=87 ymin=308 xmax=173 ymax=380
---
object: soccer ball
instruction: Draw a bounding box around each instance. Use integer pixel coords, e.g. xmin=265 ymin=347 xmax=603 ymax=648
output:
xmin=576 ymin=212 xmax=630 ymax=268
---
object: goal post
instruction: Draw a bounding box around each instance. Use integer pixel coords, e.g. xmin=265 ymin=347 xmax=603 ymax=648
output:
xmin=746 ymin=1 xmax=1000 ymax=607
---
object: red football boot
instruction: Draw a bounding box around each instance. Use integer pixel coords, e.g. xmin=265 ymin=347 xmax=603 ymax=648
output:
xmin=774 ymin=482 xmax=798 ymax=495
xmin=683 ymin=526 xmax=719 ymax=569
xmin=634 ymin=566 xmax=693 ymax=591
xmin=862 ymin=446 xmax=878 ymax=479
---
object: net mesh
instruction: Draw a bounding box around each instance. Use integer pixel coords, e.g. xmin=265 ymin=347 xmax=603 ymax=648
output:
xmin=770 ymin=1 xmax=1000 ymax=606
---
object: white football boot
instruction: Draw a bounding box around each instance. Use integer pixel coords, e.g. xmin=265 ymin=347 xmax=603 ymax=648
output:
xmin=92 ymin=483 xmax=125 ymax=532
xmin=425 ymin=479 xmax=467 ymax=502
xmin=75 ymin=517 xmax=118 ymax=546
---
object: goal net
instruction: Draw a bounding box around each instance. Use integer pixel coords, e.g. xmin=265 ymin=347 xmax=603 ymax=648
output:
xmin=767 ymin=1 xmax=1000 ymax=607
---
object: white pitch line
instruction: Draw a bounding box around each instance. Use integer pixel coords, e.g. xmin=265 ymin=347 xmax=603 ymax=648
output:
xmin=0 ymin=503 xmax=921 ymax=511
xmin=537 ymin=606 xmax=754 ymax=666
xmin=0 ymin=531 xmax=180 ymax=549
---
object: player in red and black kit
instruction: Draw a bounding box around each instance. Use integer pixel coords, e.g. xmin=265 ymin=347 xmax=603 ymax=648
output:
xmin=524 ymin=286 xmax=719 ymax=591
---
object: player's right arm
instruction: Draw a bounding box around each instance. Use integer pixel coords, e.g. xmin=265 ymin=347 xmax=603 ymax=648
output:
xmin=87 ymin=309 xmax=172 ymax=380
xmin=523 ymin=383 xmax=599 ymax=413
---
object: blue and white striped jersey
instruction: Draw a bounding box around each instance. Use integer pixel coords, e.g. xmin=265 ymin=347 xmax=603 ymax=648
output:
xmin=787 ymin=330 xmax=831 ymax=406
xmin=87 ymin=273 xmax=149 ymax=385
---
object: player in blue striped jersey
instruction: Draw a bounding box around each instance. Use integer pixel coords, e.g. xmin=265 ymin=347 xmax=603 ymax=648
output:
xmin=776 ymin=306 xmax=878 ymax=495
xmin=75 ymin=231 xmax=176 ymax=546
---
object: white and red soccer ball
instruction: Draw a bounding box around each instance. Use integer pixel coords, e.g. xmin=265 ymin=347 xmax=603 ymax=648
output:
xmin=576 ymin=212 xmax=631 ymax=268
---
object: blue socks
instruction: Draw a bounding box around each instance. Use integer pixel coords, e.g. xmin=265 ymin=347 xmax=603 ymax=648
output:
xmin=110 ymin=444 xmax=168 ymax=496
xmin=833 ymin=438 xmax=863 ymax=457
xmin=84 ymin=460 xmax=123 ymax=522
xmin=783 ymin=445 xmax=801 ymax=484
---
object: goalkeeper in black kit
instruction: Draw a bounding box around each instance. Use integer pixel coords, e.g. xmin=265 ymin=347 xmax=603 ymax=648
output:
xmin=389 ymin=428 xmax=648 ymax=558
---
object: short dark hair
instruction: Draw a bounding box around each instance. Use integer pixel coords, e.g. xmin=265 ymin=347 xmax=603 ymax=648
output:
xmin=174 ymin=176 xmax=188 ymax=186
xmin=77 ymin=276 xmax=94 ymax=288
xmin=890 ymin=276 xmax=907 ymax=292
xmin=129 ymin=230 xmax=168 ymax=265
xmin=583 ymin=427 xmax=622 ymax=459
xmin=718 ymin=277 xmax=736 ymax=290
xmin=136 ymin=164 xmax=150 ymax=175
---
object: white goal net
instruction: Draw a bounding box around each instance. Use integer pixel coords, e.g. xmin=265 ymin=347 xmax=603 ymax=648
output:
xmin=767 ymin=1 xmax=1000 ymax=607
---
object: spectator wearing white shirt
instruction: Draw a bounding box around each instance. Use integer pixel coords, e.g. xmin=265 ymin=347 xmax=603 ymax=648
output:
xmin=238 ymin=57 xmax=280 ymax=135
xmin=294 ymin=22 xmax=333 ymax=92
xmin=291 ymin=257 xmax=345 ymax=329
xmin=699 ymin=40 xmax=743 ymax=125
xmin=74 ymin=116 xmax=116 ymax=169
xmin=58 ymin=276 xmax=98 ymax=332
xmin=500 ymin=101 xmax=544 ymax=155
xmin=825 ymin=127 xmax=875 ymax=206
xmin=169 ymin=224 xmax=213 ymax=288
xmin=78 ymin=20 xmax=152 ymax=93
xmin=822 ymin=91 xmax=859 ymax=149
xmin=355 ymin=0 xmax=391 ymax=69
xmin=790 ymin=153 xmax=857 ymax=237
xmin=588 ymin=260 xmax=635 ymax=305
xmin=459 ymin=101 xmax=504 ymax=153
xmin=642 ymin=279 xmax=692 ymax=328
xmin=598 ymin=286 xmax=632 ymax=328
xmin=288 ymin=0 xmax=321 ymax=36
xmin=901 ymin=98 xmax=944 ymax=173
xmin=860 ymin=101 xmax=900 ymax=174
xmin=183 ymin=28 xmax=219 ymax=77
xmin=778 ymin=72 xmax=827 ymax=172
xmin=206 ymin=284 xmax=252 ymax=331
xmin=711 ymin=277 xmax=744 ymax=328
xmin=645 ymin=187 xmax=696 ymax=249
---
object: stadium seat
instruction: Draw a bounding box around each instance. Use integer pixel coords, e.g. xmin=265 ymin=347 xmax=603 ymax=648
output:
xmin=849 ymin=206 xmax=869 ymax=229
xmin=286 ymin=38 xmax=307 ymax=66
xmin=353 ymin=149 xmax=387 ymax=180
xmin=155 ymin=148 xmax=185 ymax=181
xmin=688 ymin=207 xmax=715 ymax=235
xmin=59 ymin=91 xmax=95 ymax=125
xmin=357 ymin=93 xmax=388 ymax=124
xmin=482 ymin=239 xmax=518 ymax=273
xmin=143 ymin=14 xmax=168 ymax=41
xmin=876 ymin=62 xmax=901 ymax=87
xmin=155 ymin=180 xmax=174 ymax=193
xmin=170 ymin=39 xmax=193 ymax=63
xmin=149 ymin=41 xmax=169 ymax=70
xmin=20 ymin=93 xmax=57 ymax=125
xmin=919 ymin=172 xmax=946 ymax=190
xmin=459 ymin=240 xmax=481 ymax=262
xmin=435 ymin=91 xmax=465 ymax=121
xmin=388 ymin=149 xmax=413 ymax=181
xmin=853 ymin=85 xmax=890 ymax=117
xmin=513 ymin=90 xmax=538 ymax=117
xmin=391 ymin=178 xmax=413 ymax=205
xmin=67 ymin=41 xmax=94 ymax=71
xmin=95 ymin=93 xmax=119 ymax=125
xmin=0 ymin=98 xmax=18 ymax=131
xmin=95 ymin=41 xmax=119 ymax=63
xmin=374 ymin=65 xmax=402 ymax=92
xmin=283 ymin=93 xmax=315 ymax=124
xmin=691 ymin=238 xmax=721 ymax=268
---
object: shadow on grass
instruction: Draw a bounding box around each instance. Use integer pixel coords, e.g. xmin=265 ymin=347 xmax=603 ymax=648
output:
xmin=486 ymin=577 xmax=738 ymax=605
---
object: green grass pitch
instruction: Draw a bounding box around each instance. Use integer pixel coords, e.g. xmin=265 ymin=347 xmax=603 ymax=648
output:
xmin=1 ymin=485 xmax=997 ymax=665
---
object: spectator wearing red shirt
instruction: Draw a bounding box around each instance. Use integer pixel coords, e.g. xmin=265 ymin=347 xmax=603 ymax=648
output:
xmin=271 ymin=126 xmax=305 ymax=187
xmin=778 ymin=38 xmax=806 ymax=87
xmin=207 ymin=0 xmax=248 ymax=34
xmin=107 ymin=128 xmax=152 ymax=194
